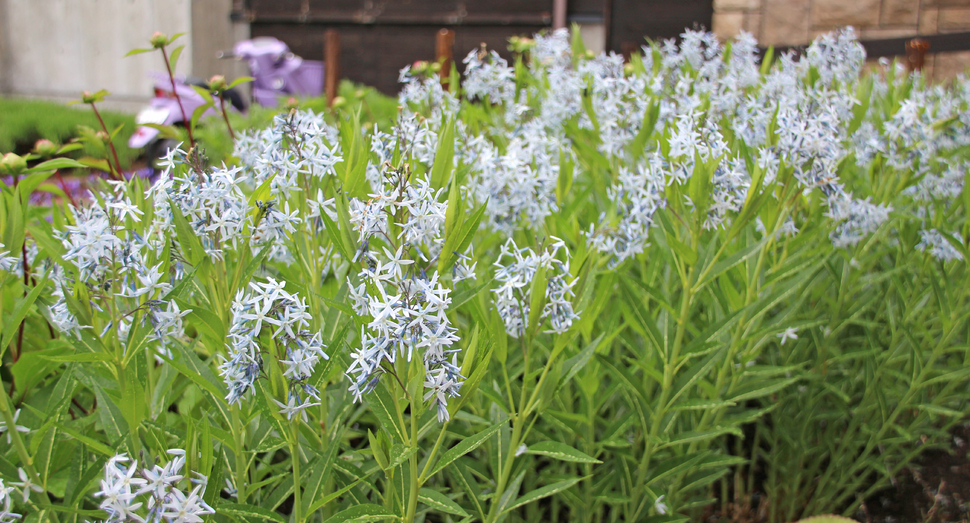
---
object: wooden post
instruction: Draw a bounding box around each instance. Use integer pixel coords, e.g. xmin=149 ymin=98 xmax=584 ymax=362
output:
xmin=436 ymin=28 xmax=455 ymax=91
xmin=324 ymin=29 xmax=340 ymax=107
xmin=552 ymin=0 xmax=567 ymax=30
xmin=906 ymin=38 xmax=930 ymax=73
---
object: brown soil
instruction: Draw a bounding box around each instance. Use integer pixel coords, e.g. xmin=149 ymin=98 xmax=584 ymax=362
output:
xmin=860 ymin=424 xmax=970 ymax=523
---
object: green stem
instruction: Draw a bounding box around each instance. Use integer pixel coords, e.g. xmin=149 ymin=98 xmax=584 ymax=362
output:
xmin=290 ymin=419 xmax=304 ymax=523
xmin=632 ymin=262 xmax=695 ymax=517
xmin=404 ymin=395 xmax=420 ymax=523
xmin=485 ymin=335 xmax=532 ymax=523
xmin=231 ymin=405 xmax=248 ymax=504
xmin=418 ymin=419 xmax=451 ymax=483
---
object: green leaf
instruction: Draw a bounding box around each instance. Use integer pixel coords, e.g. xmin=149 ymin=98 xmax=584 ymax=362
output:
xmin=191 ymin=84 xmax=215 ymax=105
xmin=54 ymin=421 xmax=115 ymax=457
xmin=36 ymin=352 xmax=114 ymax=363
xmin=427 ymin=420 xmax=505 ymax=478
xmin=216 ymin=501 xmax=286 ymax=523
xmin=177 ymin=300 xmax=225 ymax=344
xmin=125 ymin=48 xmax=153 ymax=56
xmin=189 ymin=101 xmax=215 ymax=133
xmin=340 ymin=110 xmax=370 ymax=198
xmin=366 ymin=381 xmax=406 ymax=442
xmin=556 ymin=149 xmax=574 ymax=204
xmin=26 ymin=158 xmax=87 ymax=173
xmin=728 ymin=377 xmax=799 ymax=403
xmin=430 ymin=117 xmax=456 ymax=190
xmin=449 ymin=460 xmax=485 ymax=520
xmin=419 ymin=488 xmax=470 ymax=517
xmin=227 ymin=76 xmax=255 ymax=89
xmin=527 ymin=264 xmax=549 ymax=335
xmin=526 ymin=441 xmax=601 ymax=464
xmin=90 ymin=383 xmax=129 ymax=443
xmin=168 ymin=45 xmax=185 ymax=72
xmin=669 ymin=399 xmax=737 ymax=411
xmin=168 ymin=201 xmax=204 ymax=266
xmin=502 ymin=476 xmax=586 ymax=514
xmin=322 ymin=504 xmax=396 ymax=523
xmin=438 ymin=198 xmax=487 ymax=274
xmin=916 ymin=403 xmax=966 ymax=418
xmin=0 ymin=273 xmax=50 ymax=358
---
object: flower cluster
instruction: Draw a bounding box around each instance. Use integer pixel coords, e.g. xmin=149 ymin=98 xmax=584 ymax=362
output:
xmin=462 ymin=47 xmax=516 ymax=105
xmin=917 ymin=229 xmax=963 ymax=262
xmin=54 ymin=186 xmax=189 ymax=352
xmin=345 ymin=168 xmax=466 ymax=422
xmin=149 ymin=148 xmax=250 ymax=262
xmin=493 ymin=238 xmax=579 ymax=337
xmin=234 ymin=109 xmax=343 ymax=199
xmin=94 ymin=451 xmax=214 ymax=523
xmin=221 ymin=278 xmax=329 ymax=420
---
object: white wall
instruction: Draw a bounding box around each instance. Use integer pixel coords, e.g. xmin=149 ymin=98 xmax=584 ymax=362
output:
xmin=1 ymin=0 xmax=193 ymax=111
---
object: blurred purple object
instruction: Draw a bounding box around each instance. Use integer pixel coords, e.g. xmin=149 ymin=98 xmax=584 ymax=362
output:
xmin=231 ymin=37 xmax=324 ymax=108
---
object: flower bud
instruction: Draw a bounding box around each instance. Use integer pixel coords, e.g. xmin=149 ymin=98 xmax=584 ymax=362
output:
xmin=95 ymin=130 xmax=110 ymax=143
xmin=331 ymin=96 xmax=346 ymax=108
xmin=623 ymin=63 xmax=634 ymax=76
xmin=0 ymin=153 xmax=27 ymax=176
xmin=33 ymin=139 xmax=58 ymax=158
xmin=209 ymin=74 xmax=227 ymax=92
xmin=81 ymin=91 xmax=97 ymax=104
xmin=284 ymin=97 xmax=300 ymax=110
xmin=150 ymin=31 xmax=168 ymax=49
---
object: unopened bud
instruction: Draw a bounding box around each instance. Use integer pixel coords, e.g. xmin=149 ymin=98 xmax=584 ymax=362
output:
xmin=585 ymin=49 xmax=594 ymax=60
xmin=33 ymin=139 xmax=58 ymax=158
xmin=285 ymin=97 xmax=300 ymax=110
xmin=150 ymin=31 xmax=168 ymax=49
xmin=208 ymin=75 xmax=227 ymax=92
xmin=81 ymin=91 xmax=97 ymax=104
xmin=95 ymin=130 xmax=110 ymax=143
xmin=331 ymin=96 xmax=346 ymax=108
xmin=0 ymin=153 xmax=27 ymax=176
xmin=623 ymin=63 xmax=634 ymax=76
xmin=430 ymin=62 xmax=442 ymax=73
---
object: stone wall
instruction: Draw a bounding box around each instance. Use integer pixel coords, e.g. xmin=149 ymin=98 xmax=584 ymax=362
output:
xmin=0 ymin=0 xmax=247 ymax=112
xmin=712 ymin=0 xmax=970 ymax=81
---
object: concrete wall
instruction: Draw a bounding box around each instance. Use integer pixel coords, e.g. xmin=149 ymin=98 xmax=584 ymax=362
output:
xmin=0 ymin=0 xmax=246 ymax=112
xmin=712 ymin=0 xmax=970 ymax=81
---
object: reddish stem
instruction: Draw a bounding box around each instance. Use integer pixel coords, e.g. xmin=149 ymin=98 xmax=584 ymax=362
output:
xmin=54 ymin=170 xmax=79 ymax=208
xmin=219 ymin=94 xmax=235 ymax=141
xmin=90 ymin=102 xmax=124 ymax=181
xmin=161 ymin=46 xmax=195 ymax=149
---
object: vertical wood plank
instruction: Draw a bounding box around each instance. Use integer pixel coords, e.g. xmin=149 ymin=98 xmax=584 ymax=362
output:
xmin=325 ymin=28 xmax=340 ymax=106
xmin=436 ymin=28 xmax=455 ymax=91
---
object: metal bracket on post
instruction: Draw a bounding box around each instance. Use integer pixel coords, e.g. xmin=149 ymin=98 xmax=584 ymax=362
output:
xmin=325 ymin=29 xmax=340 ymax=107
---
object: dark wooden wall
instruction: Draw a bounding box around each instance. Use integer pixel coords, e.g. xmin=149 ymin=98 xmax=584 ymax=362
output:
xmin=607 ymin=0 xmax=714 ymax=55
xmin=241 ymin=0 xmax=712 ymax=95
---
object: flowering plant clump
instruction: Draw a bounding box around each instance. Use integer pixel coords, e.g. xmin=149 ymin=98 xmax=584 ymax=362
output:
xmin=1 ymin=25 xmax=969 ymax=523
